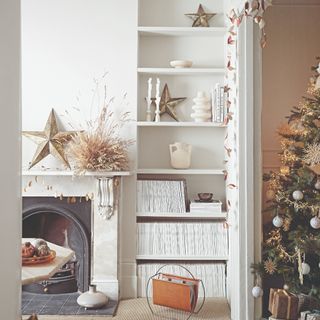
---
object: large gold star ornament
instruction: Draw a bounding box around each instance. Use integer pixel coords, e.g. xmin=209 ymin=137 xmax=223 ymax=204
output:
xmin=185 ymin=4 xmax=216 ymax=27
xmin=157 ymin=84 xmax=186 ymax=122
xmin=23 ymin=109 xmax=78 ymax=169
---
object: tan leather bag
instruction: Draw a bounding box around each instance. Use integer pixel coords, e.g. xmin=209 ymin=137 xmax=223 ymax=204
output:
xmin=152 ymin=273 xmax=200 ymax=312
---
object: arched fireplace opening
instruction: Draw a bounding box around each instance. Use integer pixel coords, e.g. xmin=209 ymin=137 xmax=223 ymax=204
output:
xmin=22 ymin=197 xmax=91 ymax=294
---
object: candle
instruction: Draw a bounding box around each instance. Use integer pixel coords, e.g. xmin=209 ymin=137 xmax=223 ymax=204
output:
xmin=156 ymin=78 xmax=160 ymax=98
xmin=147 ymin=78 xmax=152 ymax=99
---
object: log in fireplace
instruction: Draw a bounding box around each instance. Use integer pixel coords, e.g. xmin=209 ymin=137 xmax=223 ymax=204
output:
xmin=22 ymin=197 xmax=91 ymax=294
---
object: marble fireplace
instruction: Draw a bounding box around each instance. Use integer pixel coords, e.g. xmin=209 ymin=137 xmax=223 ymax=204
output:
xmin=22 ymin=172 xmax=128 ymax=300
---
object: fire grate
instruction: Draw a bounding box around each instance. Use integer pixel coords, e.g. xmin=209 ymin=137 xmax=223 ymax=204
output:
xmin=22 ymin=292 xmax=118 ymax=316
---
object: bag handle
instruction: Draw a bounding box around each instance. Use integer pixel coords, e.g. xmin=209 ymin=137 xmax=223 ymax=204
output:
xmin=146 ymin=264 xmax=206 ymax=318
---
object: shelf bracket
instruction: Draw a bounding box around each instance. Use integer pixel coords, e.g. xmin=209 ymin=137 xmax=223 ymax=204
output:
xmin=97 ymin=176 xmax=120 ymax=220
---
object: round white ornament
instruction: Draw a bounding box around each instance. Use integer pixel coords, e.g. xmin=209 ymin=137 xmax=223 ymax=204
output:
xmin=302 ymin=262 xmax=310 ymax=275
xmin=266 ymin=189 xmax=275 ymax=200
xmin=273 ymin=215 xmax=284 ymax=228
xmin=292 ymin=190 xmax=303 ymax=201
xmin=315 ymin=180 xmax=320 ymax=190
xmin=310 ymin=216 xmax=320 ymax=229
xmin=252 ymin=286 xmax=263 ymax=298
xmin=283 ymin=284 xmax=289 ymax=291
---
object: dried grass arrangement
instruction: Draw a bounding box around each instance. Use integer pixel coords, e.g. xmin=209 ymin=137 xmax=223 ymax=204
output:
xmin=67 ymin=93 xmax=133 ymax=174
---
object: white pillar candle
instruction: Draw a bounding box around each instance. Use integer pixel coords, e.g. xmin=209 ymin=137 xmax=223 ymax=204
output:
xmin=147 ymin=78 xmax=152 ymax=99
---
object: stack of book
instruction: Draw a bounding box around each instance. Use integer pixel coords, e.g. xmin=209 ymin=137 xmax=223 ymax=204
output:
xmin=190 ymin=200 xmax=222 ymax=214
xmin=137 ymin=222 xmax=228 ymax=257
xmin=137 ymin=263 xmax=226 ymax=298
xmin=137 ymin=179 xmax=187 ymax=213
xmin=211 ymin=83 xmax=227 ymax=124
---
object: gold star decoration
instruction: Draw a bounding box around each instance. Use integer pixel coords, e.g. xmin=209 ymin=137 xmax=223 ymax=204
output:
xmin=155 ymin=84 xmax=186 ymax=122
xmin=185 ymin=4 xmax=216 ymax=27
xmin=23 ymin=109 xmax=79 ymax=169
xmin=264 ymin=258 xmax=277 ymax=275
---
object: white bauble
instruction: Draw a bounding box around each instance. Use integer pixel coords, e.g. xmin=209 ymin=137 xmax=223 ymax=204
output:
xmin=273 ymin=215 xmax=284 ymax=228
xmin=302 ymin=262 xmax=311 ymax=275
xmin=283 ymin=284 xmax=289 ymax=291
xmin=292 ymin=190 xmax=303 ymax=201
xmin=315 ymin=180 xmax=320 ymax=190
xmin=252 ymin=286 xmax=263 ymax=298
xmin=266 ymin=189 xmax=275 ymax=200
xmin=310 ymin=216 xmax=320 ymax=229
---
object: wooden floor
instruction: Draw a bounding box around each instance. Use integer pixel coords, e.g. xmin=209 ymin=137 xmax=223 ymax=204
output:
xmin=23 ymin=297 xmax=231 ymax=320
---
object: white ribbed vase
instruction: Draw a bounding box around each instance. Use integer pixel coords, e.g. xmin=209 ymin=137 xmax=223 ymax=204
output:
xmin=77 ymin=285 xmax=108 ymax=309
xmin=190 ymin=91 xmax=211 ymax=122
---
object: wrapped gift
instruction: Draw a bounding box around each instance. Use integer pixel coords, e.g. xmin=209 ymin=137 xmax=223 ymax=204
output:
xmin=269 ymin=288 xmax=299 ymax=320
xmin=301 ymin=310 xmax=320 ymax=320
xmin=298 ymin=294 xmax=320 ymax=312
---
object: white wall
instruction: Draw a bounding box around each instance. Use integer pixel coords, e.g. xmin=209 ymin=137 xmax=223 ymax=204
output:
xmin=22 ymin=0 xmax=138 ymax=298
xmin=262 ymin=3 xmax=320 ymax=221
xmin=0 ymin=0 xmax=21 ymax=319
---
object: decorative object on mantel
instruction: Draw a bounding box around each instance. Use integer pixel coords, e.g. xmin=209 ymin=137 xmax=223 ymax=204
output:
xmin=169 ymin=142 xmax=192 ymax=170
xmin=156 ymin=84 xmax=186 ymax=122
xmin=170 ymin=60 xmax=193 ymax=69
xmin=23 ymin=109 xmax=79 ymax=169
xmin=77 ymin=284 xmax=108 ymax=309
xmin=185 ymin=4 xmax=216 ymax=28
xmin=66 ymin=96 xmax=133 ymax=174
xmin=190 ymin=91 xmax=211 ymax=122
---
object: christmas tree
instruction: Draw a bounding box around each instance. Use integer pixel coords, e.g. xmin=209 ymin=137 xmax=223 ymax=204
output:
xmin=253 ymin=59 xmax=320 ymax=299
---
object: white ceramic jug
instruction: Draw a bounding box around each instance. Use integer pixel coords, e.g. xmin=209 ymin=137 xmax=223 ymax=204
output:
xmin=169 ymin=142 xmax=192 ymax=169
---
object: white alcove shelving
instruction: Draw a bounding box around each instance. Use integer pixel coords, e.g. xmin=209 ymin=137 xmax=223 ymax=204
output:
xmin=135 ymin=0 xmax=231 ymax=304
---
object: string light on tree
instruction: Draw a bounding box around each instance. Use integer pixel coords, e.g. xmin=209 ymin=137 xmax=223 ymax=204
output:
xmin=315 ymin=179 xmax=320 ymax=190
xmin=266 ymin=189 xmax=275 ymax=200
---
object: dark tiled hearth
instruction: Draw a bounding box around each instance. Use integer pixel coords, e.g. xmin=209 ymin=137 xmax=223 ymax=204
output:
xmin=22 ymin=292 xmax=118 ymax=316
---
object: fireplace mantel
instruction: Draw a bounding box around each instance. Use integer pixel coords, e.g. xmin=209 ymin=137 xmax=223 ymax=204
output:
xmin=22 ymin=170 xmax=131 ymax=177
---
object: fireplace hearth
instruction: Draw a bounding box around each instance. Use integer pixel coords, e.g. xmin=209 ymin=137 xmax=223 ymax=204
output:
xmin=22 ymin=197 xmax=91 ymax=294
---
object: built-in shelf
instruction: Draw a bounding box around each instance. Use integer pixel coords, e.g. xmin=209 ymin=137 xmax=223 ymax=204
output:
xmin=136 ymin=255 xmax=228 ymax=261
xmin=137 ymin=168 xmax=225 ymax=175
xmin=137 ymin=121 xmax=227 ymax=128
xmin=137 ymin=67 xmax=225 ymax=75
xmin=138 ymin=26 xmax=227 ymax=37
xmin=136 ymin=212 xmax=227 ymax=219
xmin=22 ymin=170 xmax=132 ymax=177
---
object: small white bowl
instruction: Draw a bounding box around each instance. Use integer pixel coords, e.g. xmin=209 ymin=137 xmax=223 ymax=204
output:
xmin=170 ymin=60 xmax=193 ymax=68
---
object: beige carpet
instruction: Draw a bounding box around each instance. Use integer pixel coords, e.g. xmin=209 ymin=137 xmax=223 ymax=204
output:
xmin=23 ymin=298 xmax=231 ymax=320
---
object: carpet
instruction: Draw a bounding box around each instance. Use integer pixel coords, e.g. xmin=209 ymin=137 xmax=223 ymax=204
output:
xmin=23 ymin=297 xmax=231 ymax=319
xmin=22 ymin=292 xmax=117 ymax=316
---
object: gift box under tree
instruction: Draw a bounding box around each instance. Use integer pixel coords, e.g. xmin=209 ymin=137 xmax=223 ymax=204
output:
xmin=269 ymin=288 xmax=299 ymax=320
xmin=301 ymin=310 xmax=320 ymax=320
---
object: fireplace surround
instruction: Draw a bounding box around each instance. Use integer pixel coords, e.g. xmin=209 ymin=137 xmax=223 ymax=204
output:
xmin=22 ymin=197 xmax=91 ymax=293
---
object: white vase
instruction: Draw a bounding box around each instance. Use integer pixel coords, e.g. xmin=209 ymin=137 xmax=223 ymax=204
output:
xmin=77 ymin=285 xmax=108 ymax=309
xmin=169 ymin=142 xmax=192 ymax=169
xmin=190 ymin=91 xmax=211 ymax=122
